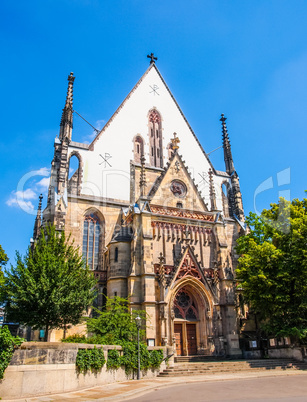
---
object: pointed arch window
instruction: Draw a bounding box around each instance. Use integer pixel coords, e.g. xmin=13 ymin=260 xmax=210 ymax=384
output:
xmin=68 ymin=153 xmax=82 ymax=195
xmin=134 ymin=136 xmax=144 ymax=164
xmin=173 ymin=288 xmax=199 ymax=320
xmin=148 ymin=110 xmax=163 ymax=168
xmin=82 ymin=213 xmax=101 ymax=270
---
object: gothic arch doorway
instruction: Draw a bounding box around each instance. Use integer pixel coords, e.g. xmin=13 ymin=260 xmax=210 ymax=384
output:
xmin=173 ymin=287 xmax=199 ymax=356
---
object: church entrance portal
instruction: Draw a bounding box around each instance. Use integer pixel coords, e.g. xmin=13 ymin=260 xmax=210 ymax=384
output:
xmin=173 ymin=288 xmax=199 ymax=356
xmin=174 ymin=324 xmax=183 ymax=355
xmin=187 ymin=323 xmax=197 ymax=355
xmin=174 ymin=322 xmax=197 ymax=356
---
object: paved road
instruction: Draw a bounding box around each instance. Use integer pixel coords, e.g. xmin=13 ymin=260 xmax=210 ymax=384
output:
xmin=128 ymin=374 xmax=307 ymax=402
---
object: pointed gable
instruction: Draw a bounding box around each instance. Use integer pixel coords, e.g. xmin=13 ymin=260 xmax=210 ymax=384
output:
xmin=67 ymin=63 xmax=220 ymax=206
xmin=169 ymin=246 xmax=205 ymax=286
xmin=149 ymin=151 xmax=208 ymax=212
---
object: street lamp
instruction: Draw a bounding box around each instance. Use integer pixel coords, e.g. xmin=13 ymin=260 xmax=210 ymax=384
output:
xmin=135 ymin=315 xmax=141 ymax=380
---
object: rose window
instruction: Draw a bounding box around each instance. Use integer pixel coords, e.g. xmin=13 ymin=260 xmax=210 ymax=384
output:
xmin=173 ymin=288 xmax=198 ymax=320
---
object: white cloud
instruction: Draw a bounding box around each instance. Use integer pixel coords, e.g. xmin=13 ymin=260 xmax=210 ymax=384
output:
xmin=35 ymin=167 xmax=50 ymax=176
xmin=6 ymin=166 xmax=51 ymax=215
xmin=6 ymin=190 xmax=36 ymax=213
xmin=36 ymin=177 xmax=50 ymax=189
xmin=96 ymin=119 xmax=105 ymax=130
xmin=83 ymin=119 xmax=105 ymax=143
xmin=16 ymin=189 xmax=37 ymax=200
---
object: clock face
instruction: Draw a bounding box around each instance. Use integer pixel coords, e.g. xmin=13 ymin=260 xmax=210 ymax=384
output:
xmin=170 ymin=180 xmax=187 ymax=198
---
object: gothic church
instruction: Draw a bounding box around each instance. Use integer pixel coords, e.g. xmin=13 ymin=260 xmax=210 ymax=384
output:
xmin=39 ymin=56 xmax=246 ymax=356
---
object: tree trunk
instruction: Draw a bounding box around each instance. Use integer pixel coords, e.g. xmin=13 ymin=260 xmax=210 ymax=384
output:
xmin=44 ymin=323 xmax=49 ymax=342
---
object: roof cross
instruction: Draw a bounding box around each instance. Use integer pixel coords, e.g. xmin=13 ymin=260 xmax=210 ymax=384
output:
xmin=147 ymin=53 xmax=158 ymax=64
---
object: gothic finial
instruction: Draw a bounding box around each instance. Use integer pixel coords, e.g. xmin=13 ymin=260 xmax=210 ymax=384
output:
xmin=208 ymin=168 xmax=217 ymax=211
xmin=171 ymin=132 xmax=180 ymax=151
xmin=220 ymin=114 xmax=235 ymax=175
xmin=139 ymin=155 xmax=147 ymax=197
xmin=158 ymin=252 xmax=166 ymax=288
xmin=33 ymin=194 xmax=43 ymax=242
xmin=147 ymin=53 xmax=158 ymax=64
xmin=60 ymin=72 xmax=75 ymax=140
xmin=38 ymin=193 xmax=43 ymax=211
xmin=65 ymin=72 xmax=75 ymax=107
xmin=158 ymin=252 xmax=165 ymax=265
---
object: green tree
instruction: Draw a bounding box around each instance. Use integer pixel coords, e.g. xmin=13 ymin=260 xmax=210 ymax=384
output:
xmin=5 ymin=225 xmax=97 ymax=341
xmin=87 ymin=296 xmax=146 ymax=344
xmin=0 ymin=244 xmax=8 ymax=302
xmin=236 ymin=197 xmax=307 ymax=343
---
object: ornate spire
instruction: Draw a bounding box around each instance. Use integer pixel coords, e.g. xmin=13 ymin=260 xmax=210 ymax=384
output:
xmin=220 ymin=114 xmax=235 ymax=175
xmin=33 ymin=194 xmax=43 ymax=241
xmin=60 ymin=72 xmax=75 ymax=140
xmin=208 ymin=168 xmax=217 ymax=211
xmin=139 ymin=155 xmax=147 ymax=197
xmin=171 ymin=132 xmax=180 ymax=151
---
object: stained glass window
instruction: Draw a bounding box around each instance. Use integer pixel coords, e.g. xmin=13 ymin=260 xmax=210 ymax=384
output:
xmin=82 ymin=213 xmax=101 ymax=270
xmin=173 ymin=288 xmax=199 ymax=320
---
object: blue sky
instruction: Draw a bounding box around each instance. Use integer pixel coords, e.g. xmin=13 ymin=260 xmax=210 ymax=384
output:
xmin=1 ymin=0 xmax=307 ymax=264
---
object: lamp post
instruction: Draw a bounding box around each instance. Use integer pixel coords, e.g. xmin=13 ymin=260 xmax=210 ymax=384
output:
xmin=135 ymin=315 xmax=141 ymax=380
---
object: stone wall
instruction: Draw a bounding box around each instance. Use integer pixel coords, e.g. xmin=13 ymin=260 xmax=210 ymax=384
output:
xmin=0 ymin=342 xmax=166 ymax=400
xmin=243 ymin=347 xmax=305 ymax=361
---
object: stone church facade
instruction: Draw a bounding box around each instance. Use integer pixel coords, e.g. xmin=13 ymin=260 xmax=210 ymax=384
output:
xmin=38 ymin=57 xmax=246 ymax=356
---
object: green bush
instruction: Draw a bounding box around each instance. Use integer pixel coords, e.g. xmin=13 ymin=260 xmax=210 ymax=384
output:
xmin=120 ymin=341 xmax=163 ymax=373
xmin=75 ymin=347 xmax=105 ymax=373
xmin=62 ymin=334 xmax=106 ymax=344
xmin=62 ymin=334 xmax=87 ymax=343
xmin=74 ymin=342 xmax=163 ymax=374
xmin=149 ymin=349 xmax=164 ymax=368
xmin=107 ymin=349 xmax=121 ymax=370
xmin=86 ymin=297 xmax=147 ymax=344
xmin=0 ymin=326 xmax=24 ymax=380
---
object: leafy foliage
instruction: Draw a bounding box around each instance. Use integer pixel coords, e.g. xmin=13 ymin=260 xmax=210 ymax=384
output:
xmin=62 ymin=334 xmax=106 ymax=344
xmin=4 ymin=224 xmax=97 ymax=341
xmin=119 ymin=342 xmax=164 ymax=373
xmin=66 ymin=296 xmax=164 ymax=372
xmin=61 ymin=334 xmax=87 ymax=343
xmin=107 ymin=348 xmax=121 ymax=369
xmin=0 ymin=244 xmax=8 ymax=302
xmin=236 ymin=197 xmax=307 ymax=343
xmin=75 ymin=347 xmax=105 ymax=373
xmin=149 ymin=349 xmax=164 ymax=368
xmin=87 ymin=296 xmax=146 ymax=344
xmin=0 ymin=326 xmax=24 ymax=380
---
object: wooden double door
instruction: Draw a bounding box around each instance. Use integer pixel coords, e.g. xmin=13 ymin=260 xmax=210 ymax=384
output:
xmin=174 ymin=322 xmax=197 ymax=356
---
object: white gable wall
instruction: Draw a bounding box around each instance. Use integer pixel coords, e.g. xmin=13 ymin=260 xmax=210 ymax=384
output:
xmin=67 ymin=66 xmax=224 ymax=208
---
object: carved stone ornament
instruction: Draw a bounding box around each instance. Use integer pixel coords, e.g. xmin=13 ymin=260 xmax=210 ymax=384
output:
xmin=170 ymin=180 xmax=187 ymax=198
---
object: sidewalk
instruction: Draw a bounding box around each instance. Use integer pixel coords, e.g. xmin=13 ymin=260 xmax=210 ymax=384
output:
xmin=3 ymin=370 xmax=307 ymax=402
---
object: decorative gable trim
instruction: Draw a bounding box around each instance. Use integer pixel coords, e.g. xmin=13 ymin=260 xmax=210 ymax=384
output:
xmin=170 ymin=246 xmax=206 ymax=287
xmin=147 ymin=150 xmax=208 ymax=211
xmin=151 ymin=205 xmax=214 ymax=222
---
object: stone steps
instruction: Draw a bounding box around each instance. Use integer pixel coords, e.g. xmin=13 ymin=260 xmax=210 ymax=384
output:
xmin=158 ymin=359 xmax=307 ymax=377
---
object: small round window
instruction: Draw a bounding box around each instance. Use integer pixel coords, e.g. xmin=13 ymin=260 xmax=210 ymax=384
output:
xmin=170 ymin=180 xmax=187 ymax=198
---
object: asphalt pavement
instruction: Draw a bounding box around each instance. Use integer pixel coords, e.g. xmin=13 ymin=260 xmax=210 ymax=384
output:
xmin=2 ymin=370 xmax=307 ymax=402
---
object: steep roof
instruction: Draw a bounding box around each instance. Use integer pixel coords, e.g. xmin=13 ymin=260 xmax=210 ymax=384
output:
xmin=89 ymin=63 xmax=215 ymax=171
